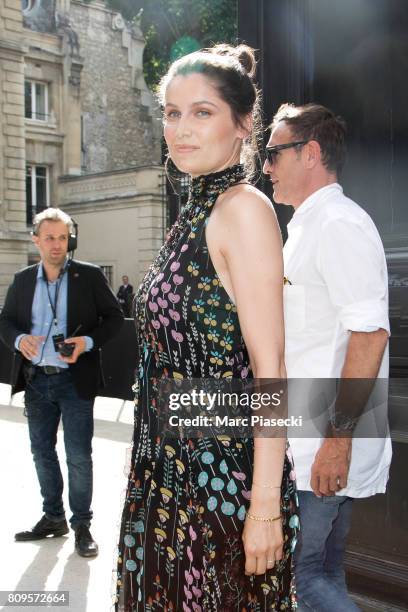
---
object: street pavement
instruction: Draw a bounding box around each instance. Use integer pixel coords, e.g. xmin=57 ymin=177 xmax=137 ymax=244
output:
xmin=0 ymin=384 xmax=134 ymax=612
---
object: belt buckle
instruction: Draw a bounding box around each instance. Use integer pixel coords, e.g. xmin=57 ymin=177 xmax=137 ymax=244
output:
xmin=43 ymin=365 xmax=58 ymax=375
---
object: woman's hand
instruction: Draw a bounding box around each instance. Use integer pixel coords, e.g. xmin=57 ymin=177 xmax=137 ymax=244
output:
xmin=242 ymin=510 xmax=284 ymax=575
xmin=242 ymin=491 xmax=283 ymax=575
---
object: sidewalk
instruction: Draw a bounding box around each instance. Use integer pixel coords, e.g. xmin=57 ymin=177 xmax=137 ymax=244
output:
xmin=0 ymin=384 xmax=134 ymax=612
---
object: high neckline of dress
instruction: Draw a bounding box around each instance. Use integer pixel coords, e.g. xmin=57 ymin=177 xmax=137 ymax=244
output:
xmin=190 ymin=164 xmax=246 ymax=200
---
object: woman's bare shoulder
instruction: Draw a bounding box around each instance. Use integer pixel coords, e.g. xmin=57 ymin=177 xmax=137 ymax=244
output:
xmin=216 ymin=182 xmax=277 ymax=224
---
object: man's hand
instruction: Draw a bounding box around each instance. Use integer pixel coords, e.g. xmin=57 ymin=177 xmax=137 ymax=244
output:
xmin=310 ymin=437 xmax=352 ymax=496
xmin=310 ymin=329 xmax=387 ymax=498
xmin=18 ymin=335 xmax=45 ymax=360
xmin=59 ymin=336 xmax=86 ymax=364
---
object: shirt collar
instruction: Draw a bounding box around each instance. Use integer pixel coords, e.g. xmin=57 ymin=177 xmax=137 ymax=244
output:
xmin=290 ymin=183 xmax=343 ymax=221
xmin=37 ymin=259 xmax=68 ymax=280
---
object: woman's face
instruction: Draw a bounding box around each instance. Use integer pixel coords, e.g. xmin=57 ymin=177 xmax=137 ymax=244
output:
xmin=163 ymin=73 xmax=247 ymax=177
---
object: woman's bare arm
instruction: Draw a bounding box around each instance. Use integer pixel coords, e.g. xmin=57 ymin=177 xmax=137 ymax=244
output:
xmin=207 ymin=185 xmax=287 ymax=575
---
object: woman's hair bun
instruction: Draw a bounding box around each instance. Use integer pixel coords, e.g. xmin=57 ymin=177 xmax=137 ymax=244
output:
xmin=210 ymin=43 xmax=257 ymax=79
xmin=234 ymin=44 xmax=257 ymax=79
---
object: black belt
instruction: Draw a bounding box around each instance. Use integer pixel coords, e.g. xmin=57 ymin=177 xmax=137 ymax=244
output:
xmin=35 ymin=365 xmax=67 ymax=376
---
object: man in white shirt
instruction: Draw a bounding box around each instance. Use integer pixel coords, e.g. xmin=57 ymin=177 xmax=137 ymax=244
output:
xmin=263 ymin=103 xmax=391 ymax=611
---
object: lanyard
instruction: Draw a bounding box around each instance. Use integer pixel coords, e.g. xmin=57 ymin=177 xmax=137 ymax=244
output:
xmin=43 ymin=267 xmax=65 ymax=327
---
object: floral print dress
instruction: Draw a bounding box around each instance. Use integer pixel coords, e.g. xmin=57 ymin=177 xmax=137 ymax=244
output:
xmin=115 ymin=165 xmax=299 ymax=611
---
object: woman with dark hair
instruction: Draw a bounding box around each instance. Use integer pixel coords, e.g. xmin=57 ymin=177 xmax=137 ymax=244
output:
xmin=115 ymin=44 xmax=298 ymax=611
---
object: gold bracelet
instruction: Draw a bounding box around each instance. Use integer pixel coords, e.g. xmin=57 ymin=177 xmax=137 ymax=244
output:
xmin=252 ymin=481 xmax=281 ymax=489
xmin=246 ymin=512 xmax=282 ymax=523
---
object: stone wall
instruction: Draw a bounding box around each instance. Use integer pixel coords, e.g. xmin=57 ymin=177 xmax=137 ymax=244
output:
xmin=0 ymin=0 xmax=28 ymax=303
xmin=69 ymin=0 xmax=161 ymax=174
xmin=60 ymin=165 xmax=165 ymax=289
xmin=0 ymin=0 xmax=164 ymax=304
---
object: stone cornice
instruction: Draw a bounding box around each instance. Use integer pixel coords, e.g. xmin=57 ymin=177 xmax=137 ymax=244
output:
xmin=26 ymin=133 xmax=64 ymax=147
xmin=26 ymin=47 xmax=64 ymax=63
xmin=59 ymin=165 xmax=164 ymax=182
xmin=25 ymin=29 xmax=61 ymax=48
xmin=59 ymin=167 xmax=164 ymax=209
xmin=62 ymin=193 xmax=163 ymax=214
xmin=0 ymin=39 xmax=27 ymax=57
xmin=25 ymin=122 xmax=63 ymax=143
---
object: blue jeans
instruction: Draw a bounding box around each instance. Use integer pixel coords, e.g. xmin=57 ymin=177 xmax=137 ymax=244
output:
xmin=24 ymin=369 xmax=94 ymax=529
xmin=294 ymin=491 xmax=360 ymax=612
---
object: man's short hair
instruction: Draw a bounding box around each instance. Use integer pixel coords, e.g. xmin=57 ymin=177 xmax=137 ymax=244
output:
xmin=33 ymin=207 xmax=74 ymax=236
xmin=271 ymin=103 xmax=347 ymax=175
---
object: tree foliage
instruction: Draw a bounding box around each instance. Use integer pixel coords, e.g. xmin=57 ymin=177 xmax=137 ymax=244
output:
xmin=103 ymin=0 xmax=237 ymax=90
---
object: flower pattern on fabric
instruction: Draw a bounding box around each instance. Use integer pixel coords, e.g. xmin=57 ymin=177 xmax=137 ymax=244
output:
xmin=115 ymin=165 xmax=299 ymax=611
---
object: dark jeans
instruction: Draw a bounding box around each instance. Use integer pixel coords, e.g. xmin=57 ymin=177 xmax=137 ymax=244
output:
xmin=24 ymin=369 xmax=94 ymax=529
xmin=294 ymin=491 xmax=360 ymax=612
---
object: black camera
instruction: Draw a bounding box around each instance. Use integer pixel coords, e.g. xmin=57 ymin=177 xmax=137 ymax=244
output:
xmin=59 ymin=342 xmax=75 ymax=357
xmin=53 ymin=333 xmax=75 ymax=357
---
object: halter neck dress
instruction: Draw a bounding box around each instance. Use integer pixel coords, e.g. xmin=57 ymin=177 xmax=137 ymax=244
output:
xmin=115 ymin=164 xmax=298 ymax=611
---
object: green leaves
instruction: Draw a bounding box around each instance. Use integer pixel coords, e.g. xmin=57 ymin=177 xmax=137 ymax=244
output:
xmin=103 ymin=0 xmax=237 ymax=89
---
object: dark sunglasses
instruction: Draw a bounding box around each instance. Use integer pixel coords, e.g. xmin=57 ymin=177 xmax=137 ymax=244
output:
xmin=265 ymin=140 xmax=309 ymax=165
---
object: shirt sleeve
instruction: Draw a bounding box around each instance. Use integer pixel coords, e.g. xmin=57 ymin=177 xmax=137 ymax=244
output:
xmin=84 ymin=336 xmax=94 ymax=351
xmin=317 ymin=216 xmax=390 ymax=334
xmin=14 ymin=334 xmax=26 ymax=351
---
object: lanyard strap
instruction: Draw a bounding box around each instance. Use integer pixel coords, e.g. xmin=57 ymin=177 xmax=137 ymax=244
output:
xmin=43 ymin=267 xmax=65 ymax=326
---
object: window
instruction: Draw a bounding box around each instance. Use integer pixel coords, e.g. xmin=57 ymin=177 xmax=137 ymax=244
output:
xmin=26 ymin=165 xmax=49 ymax=225
xmin=100 ymin=266 xmax=113 ymax=287
xmin=25 ymin=80 xmax=48 ymax=121
xmin=22 ymin=0 xmax=37 ymax=12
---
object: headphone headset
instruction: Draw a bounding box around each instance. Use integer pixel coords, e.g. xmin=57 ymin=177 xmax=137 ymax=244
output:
xmin=68 ymin=221 xmax=78 ymax=252
xmin=32 ymin=217 xmax=78 ymax=253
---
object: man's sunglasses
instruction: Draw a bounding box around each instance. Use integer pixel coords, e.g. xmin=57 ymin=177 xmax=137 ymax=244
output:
xmin=265 ymin=140 xmax=309 ymax=165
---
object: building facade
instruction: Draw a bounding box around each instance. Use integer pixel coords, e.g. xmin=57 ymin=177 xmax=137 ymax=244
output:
xmin=0 ymin=0 xmax=164 ymax=303
xmin=0 ymin=0 xmax=27 ymax=301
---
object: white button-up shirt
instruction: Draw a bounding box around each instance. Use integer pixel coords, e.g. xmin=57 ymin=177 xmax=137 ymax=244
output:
xmin=284 ymin=183 xmax=392 ymax=497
